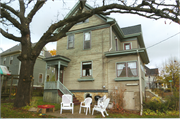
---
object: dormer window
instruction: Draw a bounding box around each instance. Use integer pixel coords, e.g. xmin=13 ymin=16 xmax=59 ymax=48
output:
xmin=124 ymin=43 xmax=131 ymax=50
xmin=40 ymin=51 xmax=44 ymax=56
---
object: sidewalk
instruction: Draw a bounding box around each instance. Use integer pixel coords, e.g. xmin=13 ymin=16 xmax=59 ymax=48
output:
xmin=45 ymin=105 xmax=99 ymax=118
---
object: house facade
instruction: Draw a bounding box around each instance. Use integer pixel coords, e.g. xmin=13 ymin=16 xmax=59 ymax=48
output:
xmin=43 ymin=1 xmax=149 ymax=111
xmin=0 ymin=43 xmax=55 ymax=87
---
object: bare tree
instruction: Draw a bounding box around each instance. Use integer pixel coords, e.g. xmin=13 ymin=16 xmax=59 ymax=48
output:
xmin=0 ymin=0 xmax=179 ymax=108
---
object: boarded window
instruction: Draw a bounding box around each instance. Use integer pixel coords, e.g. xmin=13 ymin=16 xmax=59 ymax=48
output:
xmin=82 ymin=61 xmax=92 ymax=76
xmin=84 ymin=32 xmax=91 ymax=49
xmin=39 ymin=74 xmax=43 ymax=83
xmin=68 ymin=34 xmax=74 ymax=49
xmin=117 ymin=62 xmax=137 ymax=77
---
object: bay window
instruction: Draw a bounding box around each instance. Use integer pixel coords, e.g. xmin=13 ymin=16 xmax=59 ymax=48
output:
xmin=117 ymin=61 xmax=137 ymax=77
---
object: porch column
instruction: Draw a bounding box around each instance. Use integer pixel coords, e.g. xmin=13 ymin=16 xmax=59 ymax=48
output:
xmin=57 ymin=61 xmax=61 ymax=89
xmin=44 ymin=63 xmax=48 ymax=89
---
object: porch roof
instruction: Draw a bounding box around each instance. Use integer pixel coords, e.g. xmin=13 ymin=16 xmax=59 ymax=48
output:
xmin=43 ymin=55 xmax=71 ymax=67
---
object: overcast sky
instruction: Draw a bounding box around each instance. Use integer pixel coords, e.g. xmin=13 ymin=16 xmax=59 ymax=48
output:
xmin=0 ymin=0 xmax=179 ymax=69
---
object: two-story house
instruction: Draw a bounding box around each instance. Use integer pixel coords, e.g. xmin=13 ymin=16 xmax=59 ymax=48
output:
xmin=43 ymin=1 xmax=149 ymax=111
xmin=0 ymin=43 xmax=55 ymax=87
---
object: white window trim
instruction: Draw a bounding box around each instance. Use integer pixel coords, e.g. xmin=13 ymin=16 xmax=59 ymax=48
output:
xmin=83 ymin=31 xmax=91 ymax=50
xmin=123 ymin=42 xmax=132 ymax=50
xmin=38 ymin=73 xmax=43 ymax=83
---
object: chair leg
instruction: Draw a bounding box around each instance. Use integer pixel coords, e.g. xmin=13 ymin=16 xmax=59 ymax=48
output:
xmin=79 ymin=106 xmax=81 ymax=114
xmin=92 ymin=108 xmax=94 ymax=115
xmin=72 ymin=108 xmax=73 ymax=114
xmin=60 ymin=108 xmax=62 ymax=114
xmin=101 ymin=111 xmax=105 ymax=117
xmin=89 ymin=107 xmax=91 ymax=114
xmin=86 ymin=107 xmax=88 ymax=115
xmin=105 ymin=110 xmax=109 ymax=116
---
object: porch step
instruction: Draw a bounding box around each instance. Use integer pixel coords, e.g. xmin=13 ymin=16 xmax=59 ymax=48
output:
xmin=57 ymin=90 xmax=80 ymax=105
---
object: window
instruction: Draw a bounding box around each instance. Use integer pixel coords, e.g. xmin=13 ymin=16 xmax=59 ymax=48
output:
xmin=76 ymin=19 xmax=89 ymax=25
xmin=68 ymin=34 xmax=74 ymax=49
xmin=82 ymin=61 xmax=92 ymax=77
xmin=84 ymin=32 xmax=91 ymax=49
xmin=117 ymin=61 xmax=137 ymax=77
xmin=38 ymin=74 xmax=43 ymax=83
xmin=40 ymin=51 xmax=44 ymax=56
xmin=46 ymin=74 xmax=50 ymax=81
xmin=124 ymin=43 xmax=131 ymax=50
xmin=115 ymin=38 xmax=118 ymax=51
xmin=9 ymin=56 xmax=13 ymax=64
xmin=3 ymin=58 xmax=6 ymax=64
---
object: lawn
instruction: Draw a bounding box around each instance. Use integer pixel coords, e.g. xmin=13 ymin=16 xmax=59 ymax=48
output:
xmin=1 ymin=96 xmax=179 ymax=118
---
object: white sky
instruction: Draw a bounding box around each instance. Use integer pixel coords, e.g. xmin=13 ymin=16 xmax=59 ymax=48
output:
xmin=0 ymin=0 xmax=179 ymax=69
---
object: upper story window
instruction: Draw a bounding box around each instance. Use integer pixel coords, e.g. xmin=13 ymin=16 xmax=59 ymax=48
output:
xmin=3 ymin=58 xmax=6 ymax=64
xmin=38 ymin=73 xmax=43 ymax=83
xmin=115 ymin=37 xmax=118 ymax=51
xmin=40 ymin=50 xmax=44 ymax=56
xmin=68 ymin=34 xmax=74 ymax=49
xmin=84 ymin=32 xmax=91 ymax=49
xmin=9 ymin=56 xmax=13 ymax=64
xmin=117 ymin=61 xmax=137 ymax=77
xmin=82 ymin=61 xmax=92 ymax=77
xmin=124 ymin=43 xmax=131 ymax=50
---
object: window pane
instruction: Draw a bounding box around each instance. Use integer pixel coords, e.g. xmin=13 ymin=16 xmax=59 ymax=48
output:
xmin=84 ymin=41 xmax=90 ymax=49
xmin=85 ymin=32 xmax=90 ymax=41
xmin=68 ymin=35 xmax=74 ymax=48
xmin=117 ymin=63 xmax=126 ymax=77
xmin=127 ymin=62 xmax=137 ymax=76
xmin=125 ymin=44 xmax=130 ymax=50
xmin=82 ymin=61 xmax=92 ymax=76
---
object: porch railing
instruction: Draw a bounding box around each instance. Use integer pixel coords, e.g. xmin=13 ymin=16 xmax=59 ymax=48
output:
xmin=44 ymin=81 xmax=57 ymax=89
xmin=58 ymin=81 xmax=73 ymax=95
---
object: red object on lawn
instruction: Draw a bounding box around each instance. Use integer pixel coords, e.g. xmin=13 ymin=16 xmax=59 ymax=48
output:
xmin=37 ymin=105 xmax=55 ymax=114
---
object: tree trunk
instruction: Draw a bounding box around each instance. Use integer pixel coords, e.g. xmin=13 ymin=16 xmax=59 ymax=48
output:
xmin=13 ymin=58 xmax=35 ymax=107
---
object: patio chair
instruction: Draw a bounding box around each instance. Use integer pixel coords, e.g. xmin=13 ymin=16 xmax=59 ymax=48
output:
xmin=92 ymin=98 xmax=110 ymax=117
xmin=79 ymin=97 xmax=92 ymax=115
xmin=97 ymin=95 xmax=106 ymax=108
xmin=60 ymin=94 xmax=74 ymax=114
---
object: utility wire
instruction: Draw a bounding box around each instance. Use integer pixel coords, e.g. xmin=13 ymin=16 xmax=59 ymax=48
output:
xmin=146 ymin=32 xmax=180 ymax=49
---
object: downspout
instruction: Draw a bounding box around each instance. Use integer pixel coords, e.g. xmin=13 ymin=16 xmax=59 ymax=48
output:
xmin=137 ymin=50 xmax=143 ymax=116
xmin=108 ymin=23 xmax=116 ymax=52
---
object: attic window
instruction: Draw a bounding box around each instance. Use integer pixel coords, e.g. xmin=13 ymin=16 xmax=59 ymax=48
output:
xmin=124 ymin=43 xmax=131 ymax=50
xmin=84 ymin=32 xmax=91 ymax=49
xmin=82 ymin=61 xmax=92 ymax=77
xmin=76 ymin=19 xmax=89 ymax=25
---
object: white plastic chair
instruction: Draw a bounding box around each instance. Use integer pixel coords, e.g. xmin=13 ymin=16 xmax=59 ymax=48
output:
xmin=79 ymin=97 xmax=92 ymax=115
xmin=92 ymin=98 xmax=110 ymax=117
xmin=97 ymin=95 xmax=106 ymax=108
xmin=60 ymin=94 xmax=74 ymax=114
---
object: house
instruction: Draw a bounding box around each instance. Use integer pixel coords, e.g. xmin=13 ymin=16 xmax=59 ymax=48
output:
xmin=43 ymin=1 xmax=149 ymax=111
xmin=144 ymin=66 xmax=159 ymax=89
xmin=0 ymin=43 xmax=55 ymax=87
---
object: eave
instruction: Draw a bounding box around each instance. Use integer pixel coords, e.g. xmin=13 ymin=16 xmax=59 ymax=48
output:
xmin=104 ymin=48 xmax=149 ymax=64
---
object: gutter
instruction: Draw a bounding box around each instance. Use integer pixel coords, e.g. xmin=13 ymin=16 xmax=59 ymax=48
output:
xmin=108 ymin=23 xmax=116 ymax=51
xmin=137 ymin=49 xmax=143 ymax=116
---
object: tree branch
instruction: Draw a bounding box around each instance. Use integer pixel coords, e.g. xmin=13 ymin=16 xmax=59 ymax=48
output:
xmin=1 ymin=3 xmax=19 ymax=18
xmin=0 ymin=28 xmax=21 ymax=42
xmin=27 ymin=0 xmax=46 ymax=24
xmin=19 ymin=0 xmax=25 ymax=23
xmin=1 ymin=8 xmax=23 ymax=30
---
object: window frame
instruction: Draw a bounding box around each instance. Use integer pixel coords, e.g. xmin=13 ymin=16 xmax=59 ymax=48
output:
xmin=67 ymin=34 xmax=74 ymax=49
xmin=81 ymin=61 xmax=92 ymax=77
xmin=116 ymin=61 xmax=138 ymax=77
xmin=3 ymin=57 xmax=6 ymax=64
xmin=115 ymin=38 xmax=118 ymax=51
xmin=46 ymin=74 xmax=50 ymax=82
xmin=124 ymin=43 xmax=131 ymax=50
xmin=9 ymin=56 xmax=13 ymax=64
xmin=83 ymin=31 xmax=91 ymax=50
xmin=38 ymin=73 xmax=43 ymax=83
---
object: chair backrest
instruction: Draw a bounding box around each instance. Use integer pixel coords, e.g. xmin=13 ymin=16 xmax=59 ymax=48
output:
xmin=62 ymin=94 xmax=72 ymax=105
xmin=102 ymin=95 xmax=106 ymax=102
xmin=103 ymin=98 xmax=110 ymax=109
xmin=84 ymin=97 xmax=92 ymax=106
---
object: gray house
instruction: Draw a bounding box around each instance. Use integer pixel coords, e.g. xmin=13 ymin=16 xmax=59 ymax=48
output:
xmin=0 ymin=43 xmax=55 ymax=87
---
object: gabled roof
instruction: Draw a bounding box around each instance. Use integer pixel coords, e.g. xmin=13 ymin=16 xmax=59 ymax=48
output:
xmin=121 ymin=24 xmax=142 ymax=35
xmin=0 ymin=43 xmax=51 ymax=58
